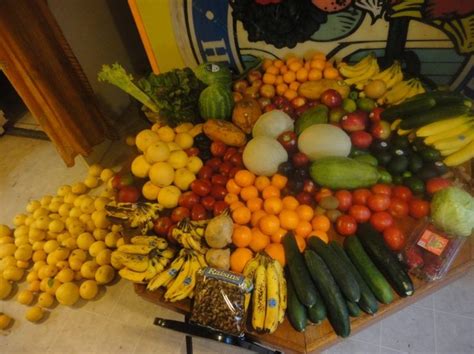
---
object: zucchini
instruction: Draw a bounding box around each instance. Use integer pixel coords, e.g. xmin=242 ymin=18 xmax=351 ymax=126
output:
xmin=400 ymin=104 xmax=471 ymax=130
xmin=307 ymin=302 xmax=327 ymax=324
xmin=411 ymin=91 xmax=472 ymax=107
xmin=381 ymin=97 xmax=436 ymax=122
xmin=282 ymin=233 xmax=320 ymax=307
xmin=304 ymin=250 xmax=351 ymax=338
xmin=344 ymin=236 xmax=394 ymax=304
xmin=356 ymin=223 xmax=414 ymax=297
xmin=308 ymin=237 xmax=361 ymax=302
xmin=346 ymin=300 xmax=361 ymax=318
xmin=286 ymin=272 xmax=307 ymax=332
xmin=329 ymin=241 xmax=379 ymax=315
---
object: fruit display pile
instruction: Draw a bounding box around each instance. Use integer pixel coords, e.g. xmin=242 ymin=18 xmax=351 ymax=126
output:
xmin=1 ymin=52 xmax=473 ymax=340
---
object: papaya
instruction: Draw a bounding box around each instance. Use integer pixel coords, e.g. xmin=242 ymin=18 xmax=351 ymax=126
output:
xmin=298 ymin=79 xmax=350 ymax=100
xmin=232 ymin=98 xmax=262 ymax=134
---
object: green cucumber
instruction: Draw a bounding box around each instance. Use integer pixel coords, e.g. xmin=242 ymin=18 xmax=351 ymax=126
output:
xmin=356 ymin=223 xmax=414 ymax=297
xmin=286 ymin=273 xmax=307 ymax=332
xmin=304 ymin=250 xmax=351 ymax=338
xmin=346 ymin=300 xmax=361 ymax=317
xmin=344 ymin=236 xmax=394 ymax=304
xmin=282 ymin=233 xmax=320 ymax=307
xmin=329 ymin=241 xmax=379 ymax=315
xmin=308 ymin=237 xmax=361 ymax=302
xmin=409 ymin=91 xmax=472 ymax=107
xmin=307 ymin=302 xmax=327 ymax=324
xmin=399 ymin=104 xmax=471 ymax=130
xmin=381 ymin=97 xmax=436 ymax=122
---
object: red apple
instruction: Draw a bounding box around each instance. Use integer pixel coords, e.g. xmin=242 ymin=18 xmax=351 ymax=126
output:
xmin=371 ymin=120 xmax=392 ymax=140
xmin=320 ymin=89 xmax=342 ymax=108
xmin=351 ymin=131 xmax=373 ymax=149
xmin=341 ymin=111 xmax=368 ymax=132
xmin=117 ymin=185 xmax=140 ymax=203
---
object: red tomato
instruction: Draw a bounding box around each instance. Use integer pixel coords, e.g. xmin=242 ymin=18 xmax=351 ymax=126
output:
xmin=111 ymin=173 xmax=134 ymax=190
xmin=277 ymin=131 xmax=298 ymax=153
xmin=336 ymin=215 xmax=357 ymax=236
xmin=383 ymin=226 xmax=406 ymax=251
xmin=185 ymin=147 xmax=200 ymax=157
xmin=213 ymin=201 xmax=228 ymax=216
xmin=178 ymin=191 xmax=200 ymax=209
xmin=211 ymin=185 xmax=227 ymax=200
xmin=314 ymin=188 xmax=333 ymax=203
xmin=201 ymin=196 xmax=216 ymax=211
xmin=117 ymin=186 xmax=140 ymax=203
xmin=371 ymin=184 xmax=392 ymax=196
xmin=296 ymin=191 xmax=313 ymax=205
xmin=191 ymin=204 xmax=207 ymax=221
xmin=219 ymin=162 xmax=233 ymax=176
xmin=197 ymin=165 xmax=213 ymax=180
xmin=392 ymin=185 xmax=413 ymax=202
xmin=210 ymin=141 xmax=227 ymax=157
xmin=388 ymin=198 xmax=409 ymax=218
xmin=206 ymin=157 xmax=222 ymax=171
xmin=348 ymin=205 xmax=371 ymax=223
xmin=426 ymin=177 xmax=452 ymax=195
xmin=171 ymin=207 xmax=190 ymax=223
xmin=367 ymin=193 xmax=391 ymax=212
xmin=229 ymin=153 xmax=243 ymax=167
xmin=352 ymin=189 xmax=372 ymax=205
xmin=153 ymin=216 xmax=172 ymax=236
xmin=211 ymin=175 xmax=228 ymax=186
xmin=335 ymin=190 xmax=352 ymax=211
xmin=409 ymin=199 xmax=430 ymax=219
xmin=369 ymin=107 xmax=384 ymax=122
xmin=223 ymin=148 xmax=237 ymax=162
xmin=228 ymin=167 xmax=241 ymax=178
xmin=191 ymin=180 xmax=212 ymax=197
xmin=292 ymin=152 xmax=310 ymax=168
xmin=303 ymin=179 xmax=317 ymax=194
xmin=370 ymin=211 xmax=393 ymax=232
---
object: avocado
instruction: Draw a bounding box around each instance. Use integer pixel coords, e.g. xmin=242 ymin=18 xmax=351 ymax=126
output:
xmin=295 ymin=105 xmax=329 ymax=135
xmin=419 ymin=147 xmax=441 ymax=162
xmin=403 ymin=176 xmax=425 ymax=194
xmin=409 ymin=154 xmax=423 ymax=173
xmin=375 ymin=151 xmax=392 ymax=166
xmin=387 ymin=155 xmax=409 ymax=175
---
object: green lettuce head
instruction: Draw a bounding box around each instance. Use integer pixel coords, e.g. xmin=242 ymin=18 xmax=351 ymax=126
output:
xmin=431 ymin=187 xmax=474 ymax=237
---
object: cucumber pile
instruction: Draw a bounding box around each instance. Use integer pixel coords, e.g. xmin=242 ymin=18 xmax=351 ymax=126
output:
xmin=282 ymin=226 xmax=413 ymax=336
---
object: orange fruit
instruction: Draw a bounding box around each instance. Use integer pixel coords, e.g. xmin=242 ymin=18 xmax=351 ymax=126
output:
xmin=308 ymin=230 xmax=329 ymax=244
xmin=230 ymin=248 xmax=254 ymax=273
xmin=308 ymin=69 xmax=323 ymax=81
xmin=310 ymin=59 xmax=326 ymax=71
xmin=324 ymin=66 xmax=339 ymax=79
xmin=312 ymin=52 xmax=326 ymax=61
xmin=264 ymin=243 xmax=286 ymax=267
xmin=288 ymin=61 xmax=303 ymax=72
xmin=295 ymin=221 xmax=312 ymax=238
xmin=311 ymin=215 xmax=331 ymax=232
xmin=234 ymin=170 xmax=255 ymax=188
xmin=276 ymin=83 xmax=288 ymax=96
xmin=273 ymin=59 xmax=284 ymax=68
xmin=271 ymin=228 xmax=287 ymax=244
xmin=240 ymin=185 xmax=258 ymax=201
xmin=296 ymin=205 xmax=314 ymax=222
xmin=286 ymin=56 xmax=298 ymax=65
xmin=232 ymin=225 xmax=252 ymax=248
xmin=251 ymin=210 xmax=267 ymax=227
xmin=279 ymin=209 xmax=299 ymax=230
xmin=295 ymin=235 xmax=306 ymax=252
xmin=279 ymin=66 xmax=288 ymax=75
xmin=283 ymin=71 xmax=296 ymax=84
xmin=262 ymin=58 xmax=273 ymax=70
xmin=282 ymin=196 xmax=299 ymax=210
xmin=283 ymin=89 xmax=298 ymax=101
xmin=304 ymin=61 xmax=311 ymax=71
xmin=226 ymin=179 xmax=241 ymax=194
xmin=230 ymin=201 xmax=245 ymax=211
xmin=275 ymin=75 xmax=284 ymax=85
xmin=296 ymin=68 xmax=308 ymax=82
xmin=262 ymin=185 xmax=280 ymax=199
xmin=232 ymin=206 xmax=251 ymax=225
xmin=289 ymin=81 xmax=300 ymax=92
xmin=255 ymin=176 xmax=271 ymax=191
xmin=224 ymin=193 xmax=239 ymax=205
xmin=263 ymin=197 xmax=283 ymax=215
xmin=271 ymin=174 xmax=288 ymax=189
xmin=249 ymin=228 xmax=270 ymax=252
xmin=266 ymin=65 xmax=279 ymax=75
xmin=259 ymin=215 xmax=280 ymax=236
xmin=246 ymin=197 xmax=263 ymax=212
xmin=262 ymin=73 xmax=276 ymax=85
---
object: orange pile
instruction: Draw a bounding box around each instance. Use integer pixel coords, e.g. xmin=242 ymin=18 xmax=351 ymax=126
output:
xmin=226 ymin=169 xmax=331 ymax=272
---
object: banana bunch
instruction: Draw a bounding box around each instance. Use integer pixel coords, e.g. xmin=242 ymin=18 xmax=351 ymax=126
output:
xmin=113 ymin=236 xmax=176 ymax=283
xmin=339 ymin=54 xmax=380 ymax=89
xmin=379 ymin=78 xmax=425 ymax=106
xmin=147 ymin=249 xmax=207 ymax=302
xmin=371 ymin=61 xmax=404 ymax=90
xmin=105 ymin=202 xmax=163 ymax=235
xmin=243 ymin=253 xmax=287 ymax=334
xmin=171 ymin=218 xmax=209 ymax=254
xmin=416 ymin=115 xmax=474 ymax=166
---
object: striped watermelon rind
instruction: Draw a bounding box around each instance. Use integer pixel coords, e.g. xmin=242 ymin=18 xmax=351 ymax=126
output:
xmin=198 ymin=84 xmax=234 ymax=120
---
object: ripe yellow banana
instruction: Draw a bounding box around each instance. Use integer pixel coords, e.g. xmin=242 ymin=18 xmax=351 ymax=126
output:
xmin=146 ymin=255 xmax=186 ymax=291
xmin=117 ymin=244 xmax=154 ymax=255
xmin=158 ymin=248 xmax=176 ymax=260
xmin=344 ymin=59 xmax=380 ymax=86
xmin=372 ymin=61 xmax=404 ymax=89
xmin=416 ymin=116 xmax=473 ymax=137
xmin=424 ymin=121 xmax=474 ymax=145
xmin=434 ymin=129 xmax=474 ymax=151
xmin=114 ymin=253 xmax=149 ymax=272
xmin=110 ymin=251 xmax=125 ymax=270
xmin=263 ymin=261 xmax=280 ymax=334
xmin=339 ymin=54 xmax=375 ymax=78
xmin=119 ymin=265 xmax=157 ymax=283
xmin=381 ymin=79 xmax=414 ymax=105
xmin=166 ymin=256 xmax=200 ymax=302
xmin=273 ymin=260 xmax=287 ymax=324
xmin=196 ymin=253 xmax=208 ymax=268
xmin=165 ymin=256 xmax=192 ymax=300
xmin=243 ymin=254 xmax=261 ymax=311
xmin=440 ymin=148 xmax=460 ymax=156
xmin=444 ymin=140 xmax=474 ymax=166
xmin=252 ymin=264 xmax=267 ymax=333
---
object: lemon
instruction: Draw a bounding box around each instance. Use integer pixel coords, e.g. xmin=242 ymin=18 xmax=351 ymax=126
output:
xmin=39 ymin=265 xmax=58 ymax=279
xmin=116 ymin=238 xmax=125 ymax=248
xmin=88 ymin=164 xmax=103 ymax=177
xmin=0 ymin=237 xmax=14 ymax=246
xmin=43 ymin=240 xmax=59 ymax=254
xmin=17 ymin=290 xmax=34 ymax=305
xmin=56 ymin=260 xmax=69 ymax=270
xmin=136 ymin=129 xmax=160 ymax=152
xmin=110 ymin=252 xmax=123 ymax=270
xmin=16 ymin=260 xmax=30 ymax=269
xmin=93 ymin=229 xmax=107 ymax=241
xmin=68 ymin=207 xmax=82 ymax=218
xmin=80 ymin=280 xmax=99 ymax=300
xmin=48 ymin=201 xmax=62 ymax=213
xmin=186 ymin=156 xmax=203 ymax=174
xmin=91 ymin=210 xmax=110 ymax=229
xmin=40 ymin=195 xmax=53 ymax=207
xmin=81 ymin=260 xmax=99 ymax=279
xmin=62 ymin=237 xmax=77 ymax=250
xmin=14 ymin=236 xmax=29 ymax=247
xmin=48 ymin=219 xmax=65 ymax=233
xmin=157 ymin=126 xmax=175 ymax=142
xmin=70 ymin=249 xmax=87 ymax=262
xmin=0 ymin=225 xmax=11 ymax=237
xmin=68 ymin=257 xmax=83 ymax=271
xmin=149 ymin=162 xmax=175 ymax=187
xmin=24 ymin=216 xmax=34 ymax=226
xmin=84 ymin=176 xmax=100 ymax=189
xmin=89 ymin=241 xmax=106 ymax=257
xmin=3 ymin=266 xmax=24 ymax=282
xmin=142 ymin=182 xmax=161 ymax=201
xmin=68 ymin=222 xmax=85 ymax=237
xmin=26 ymin=306 xmax=44 ymax=322
xmin=26 ymin=271 xmax=39 ymax=282
xmin=57 ymin=184 xmax=72 ymax=196
xmin=0 ymin=256 xmax=16 ymax=272
xmin=0 ymin=314 xmax=12 ymax=329
xmin=131 ymin=155 xmax=151 ymax=178
xmin=95 ymin=265 xmax=115 ymax=285
xmin=0 ymin=277 xmax=12 ymax=299
xmin=174 ymin=133 xmax=194 ymax=149
xmin=80 ymin=196 xmax=95 ymax=214
xmin=145 ymin=141 xmax=171 ymax=164
xmin=38 ymin=292 xmax=55 ymax=308
xmin=93 ymin=197 xmax=109 ymax=211
xmin=13 ymin=213 xmax=27 ymax=226
xmin=151 ymin=122 xmax=161 ymax=132
xmin=34 ymin=216 xmax=51 ymax=231
xmin=57 ymin=204 xmax=72 ymax=217
xmin=33 ymin=261 xmax=46 ymax=272
xmin=26 ymin=200 xmax=41 ymax=213
xmin=15 ymin=245 xmax=33 ymax=261
xmin=125 ymin=135 xmax=135 ymax=146
xmin=51 ymin=248 xmax=70 ymax=262
xmin=46 ymin=252 xmax=60 ymax=266
xmin=173 ymin=168 xmax=196 ymax=191
xmin=111 ymin=224 xmax=122 ymax=233
xmin=71 ymin=182 xmax=88 ymax=195
xmin=32 ymin=250 xmax=46 ymax=263
xmin=167 ymin=142 xmax=181 ymax=152
xmin=0 ymin=243 xmax=16 ymax=258
xmin=158 ymin=186 xmax=181 ymax=209
xmin=167 ymin=150 xmax=189 ymax=169
xmin=56 ymin=268 xmax=74 ymax=283
xmin=79 ymin=214 xmax=92 ymax=225
xmin=99 ymin=168 xmax=115 ymax=182
xmin=104 ymin=232 xmax=120 ymax=248
xmin=96 ymin=249 xmax=112 ymax=266
xmin=63 ymin=192 xmax=78 ymax=204
xmin=28 ymin=280 xmax=41 ymax=292
xmin=77 ymin=233 xmax=95 ymax=250
xmin=13 ymin=225 xmax=28 ymax=238
xmin=174 ymin=122 xmax=193 ymax=133
xmin=44 ymin=278 xmax=62 ymax=295
xmin=29 ymin=228 xmax=46 ymax=242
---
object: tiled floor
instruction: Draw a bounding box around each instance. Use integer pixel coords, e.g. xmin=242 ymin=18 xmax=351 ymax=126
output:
xmin=1 ymin=135 xmax=473 ymax=354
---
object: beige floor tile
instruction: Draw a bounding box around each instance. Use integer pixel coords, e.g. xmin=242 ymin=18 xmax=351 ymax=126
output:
xmin=351 ymin=321 xmax=381 ymax=345
xmin=322 ymin=338 xmax=380 ymax=354
xmin=79 ymin=278 xmax=127 ymax=317
xmin=94 ymin=318 xmax=144 ymax=354
xmin=134 ymin=324 xmax=185 ymax=354
xmin=434 ymin=268 xmax=474 ymax=318
xmin=435 ymin=311 xmax=474 ymax=354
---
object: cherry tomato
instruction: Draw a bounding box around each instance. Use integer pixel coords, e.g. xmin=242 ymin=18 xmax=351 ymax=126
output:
xmin=369 ymin=107 xmax=384 ymax=122
xmin=171 ymin=207 xmax=190 ymax=223
xmin=178 ymin=191 xmax=200 ymax=209
xmin=277 ymin=131 xmax=298 ymax=153
xmin=303 ymin=179 xmax=317 ymax=194
xmin=426 ymin=177 xmax=452 ymax=195
xmin=213 ymin=201 xmax=228 ymax=216
xmin=367 ymin=193 xmax=391 ymax=212
xmin=111 ymin=173 xmax=134 ymax=190
xmin=206 ymin=157 xmax=222 ymax=171
xmin=352 ymin=189 xmax=372 ymax=205
xmin=153 ymin=216 xmax=172 ymax=236
xmin=388 ymin=198 xmax=409 ymax=218
xmin=336 ymin=215 xmax=357 ymax=236
xmin=296 ymin=191 xmax=313 ymax=205
xmin=315 ymin=188 xmax=333 ymax=203
xmin=348 ymin=205 xmax=371 ymax=223
xmin=292 ymin=152 xmax=310 ymax=168
xmin=383 ymin=226 xmax=406 ymax=251
xmin=371 ymin=184 xmax=392 ymax=196
xmin=350 ymin=131 xmax=373 ymax=149
xmin=409 ymin=199 xmax=430 ymax=219
xmin=185 ymin=147 xmax=200 ymax=157
xmin=223 ymin=147 xmax=237 ymax=162
xmin=335 ymin=190 xmax=352 ymax=211
xmin=370 ymin=211 xmax=393 ymax=232
xmin=197 ymin=165 xmax=213 ymax=180
xmin=391 ymin=186 xmax=413 ymax=202
xmin=210 ymin=141 xmax=226 ymax=157
xmin=191 ymin=204 xmax=207 ymax=221
xmin=219 ymin=162 xmax=233 ymax=176
xmin=211 ymin=185 xmax=227 ymax=200
xmin=191 ymin=180 xmax=212 ymax=197
xmin=211 ymin=175 xmax=228 ymax=186
xmin=229 ymin=167 xmax=241 ymax=178
xmin=201 ymin=196 xmax=216 ymax=211
xmin=229 ymin=153 xmax=243 ymax=167
xmin=117 ymin=186 xmax=140 ymax=203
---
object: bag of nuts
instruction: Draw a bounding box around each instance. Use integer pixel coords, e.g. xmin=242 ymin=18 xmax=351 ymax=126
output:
xmin=190 ymin=267 xmax=253 ymax=336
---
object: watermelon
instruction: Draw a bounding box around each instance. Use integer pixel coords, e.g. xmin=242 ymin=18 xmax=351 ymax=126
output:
xmin=194 ymin=63 xmax=232 ymax=87
xmin=199 ymin=84 xmax=234 ymax=120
